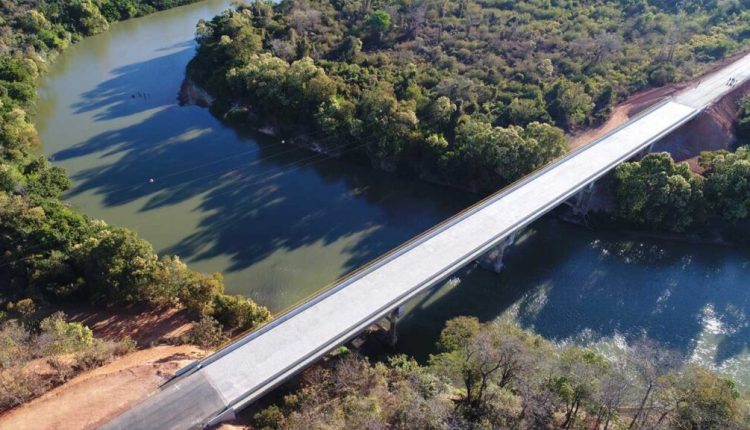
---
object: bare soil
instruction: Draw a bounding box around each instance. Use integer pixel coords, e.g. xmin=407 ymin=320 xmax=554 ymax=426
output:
xmin=569 ymin=51 xmax=750 ymax=173
xmin=64 ymin=304 xmax=194 ymax=346
xmin=655 ymin=79 xmax=750 ymax=172
xmin=568 ymin=82 xmax=691 ymax=149
xmin=0 ymin=345 xmax=208 ymax=430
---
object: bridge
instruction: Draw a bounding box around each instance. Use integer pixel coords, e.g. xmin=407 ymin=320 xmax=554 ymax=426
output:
xmin=102 ymin=52 xmax=750 ymax=430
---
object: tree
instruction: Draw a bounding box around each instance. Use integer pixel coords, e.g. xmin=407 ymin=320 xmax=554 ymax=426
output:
xmin=430 ymin=318 xmax=538 ymax=420
xmin=613 ymin=152 xmax=704 ymax=232
xmin=523 ymin=121 xmax=568 ymax=166
xmin=546 ymin=78 xmax=594 ymax=129
xmin=626 ymin=338 xmax=681 ymax=430
xmin=552 ymin=348 xmax=609 ymax=429
xmin=23 ymin=158 xmax=72 ymax=199
xmin=82 ymin=227 xmax=158 ymax=304
xmin=670 ymin=367 xmax=742 ymax=429
xmin=359 ymin=83 xmax=418 ymax=167
xmin=447 ymin=119 xmax=565 ymax=189
xmin=366 ymin=10 xmax=391 ymax=33
xmin=700 ymin=147 xmax=750 ymax=224
xmin=736 ymin=96 xmax=750 ymax=143
xmin=58 ymin=0 xmax=110 ymax=36
xmin=366 ymin=10 xmax=391 ymax=41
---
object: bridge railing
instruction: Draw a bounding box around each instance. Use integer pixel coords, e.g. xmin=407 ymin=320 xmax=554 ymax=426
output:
xmin=182 ymin=95 xmax=706 ymax=424
xmin=189 ymin=97 xmax=677 ymax=370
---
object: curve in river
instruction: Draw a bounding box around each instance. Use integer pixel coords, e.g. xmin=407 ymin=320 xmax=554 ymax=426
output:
xmin=35 ymin=0 xmax=750 ymax=388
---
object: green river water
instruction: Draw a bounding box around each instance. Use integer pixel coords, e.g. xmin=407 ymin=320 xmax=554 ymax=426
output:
xmin=34 ymin=0 xmax=750 ymax=388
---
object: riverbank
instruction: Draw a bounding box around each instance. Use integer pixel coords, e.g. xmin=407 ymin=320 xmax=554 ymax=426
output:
xmin=180 ymin=67 xmax=750 ymax=250
xmin=0 ymin=0 xmax=273 ymax=422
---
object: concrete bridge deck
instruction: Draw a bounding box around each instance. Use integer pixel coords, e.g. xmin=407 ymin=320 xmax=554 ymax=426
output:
xmin=102 ymin=52 xmax=750 ymax=430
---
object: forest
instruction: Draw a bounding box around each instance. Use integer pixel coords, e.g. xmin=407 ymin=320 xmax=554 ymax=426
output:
xmin=0 ymin=0 xmax=269 ymax=409
xmin=188 ymin=0 xmax=750 ymax=191
xmin=249 ymin=317 xmax=750 ymax=429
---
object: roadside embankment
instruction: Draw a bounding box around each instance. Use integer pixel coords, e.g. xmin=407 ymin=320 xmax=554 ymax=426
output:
xmin=0 ymin=345 xmax=208 ymax=430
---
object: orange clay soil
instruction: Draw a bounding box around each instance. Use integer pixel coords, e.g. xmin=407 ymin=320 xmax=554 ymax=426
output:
xmin=569 ymin=50 xmax=750 ymax=172
xmin=568 ymin=82 xmax=692 ymax=150
xmin=63 ymin=303 xmax=194 ymax=346
xmin=0 ymin=345 xmax=208 ymax=430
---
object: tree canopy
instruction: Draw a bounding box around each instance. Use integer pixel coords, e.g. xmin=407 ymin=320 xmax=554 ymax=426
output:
xmin=248 ymin=317 xmax=750 ymax=429
xmin=613 ymin=152 xmax=704 ymax=232
xmin=188 ymin=0 xmax=750 ymax=191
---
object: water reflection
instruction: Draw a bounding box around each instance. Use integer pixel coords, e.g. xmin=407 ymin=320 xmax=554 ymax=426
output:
xmin=398 ymin=220 xmax=750 ymax=386
xmin=34 ymin=0 xmax=750 ymax=389
xmin=38 ymin=1 xmax=473 ymax=311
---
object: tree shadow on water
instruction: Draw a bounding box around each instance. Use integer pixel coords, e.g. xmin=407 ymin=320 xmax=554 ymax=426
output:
xmin=69 ymin=46 xmax=196 ymax=122
xmin=55 ymin=79 xmax=473 ymax=279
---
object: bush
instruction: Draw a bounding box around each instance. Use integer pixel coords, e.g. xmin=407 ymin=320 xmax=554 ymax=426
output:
xmin=648 ymin=63 xmax=677 ymax=86
xmin=0 ymin=367 xmax=48 ymax=411
xmin=37 ymin=312 xmax=94 ymax=356
xmin=0 ymin=320 xmax=31 ymax=368
xmin=177 ymin=272 xmax=224 ymax=316
xmin=212 ymin=294 xmax=271 ymax=331
xmin=182 ymin=316 xmax=226 ymax=348
xmin=75 ymin=337 xmax=136 ymax=370
xmin=6 ymin=298 xmax=36 ymax=320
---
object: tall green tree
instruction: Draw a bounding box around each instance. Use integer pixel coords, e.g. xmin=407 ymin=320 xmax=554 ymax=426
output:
xmin=613 ymin=153 xmax=704 ymax=232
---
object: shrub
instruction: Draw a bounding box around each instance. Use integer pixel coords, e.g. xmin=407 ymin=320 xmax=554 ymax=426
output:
xmin=37 ymin=312 xmax=94 ymax=356
xmin=212 ymin=293 xmax=271 ymax=331
xmin=0 ymin=367 xmax=48 ymax=411
xmin=177 ymin=272 xmax=224 ymax=316
xmin=75 ymin=337 xmax=136 ymax=370
xmin=182 ymin=316 xmax=226 ymax=348
xmin=0 ymin=320 xmax=31 ymax=368
xmin=5 ymin=298 xmax=36 ymax=320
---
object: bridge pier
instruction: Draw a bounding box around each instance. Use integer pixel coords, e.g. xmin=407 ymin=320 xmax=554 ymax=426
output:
xmin=477 ymin=233 xmax=516 ymax=273
xmin=636 ymin=141 xmax=658 ymax=159
xmin=569 ymin=182 xmax=595 ymax=216
xmin=384 ymin=305 xmax=405 ymax=347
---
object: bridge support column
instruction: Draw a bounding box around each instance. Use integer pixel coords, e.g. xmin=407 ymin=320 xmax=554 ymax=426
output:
xmin=571 ymin=182 xmax=595 ymax=216
xmin=385 ymin=306 xmax=405 ymax=347
xmin=477 ymin=233 xmax=516 ymax=273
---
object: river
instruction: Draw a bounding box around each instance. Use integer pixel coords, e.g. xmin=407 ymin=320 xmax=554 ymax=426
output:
xmin=35 ymin=0 xmax=750 ymax=388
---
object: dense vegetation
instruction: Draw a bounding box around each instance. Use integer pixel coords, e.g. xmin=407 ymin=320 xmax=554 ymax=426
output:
xmin=188 ymin=0 xmax=750 ymax=190
xmin=613 ymin=95 xmax=750 ymax=233
xmin=1 ymin=0 xmax=202 ymax=47
xmin=250 ymin=317 xmax=750 ymax=429
xmin=0 ymin=0 xmax=270 ymax=351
